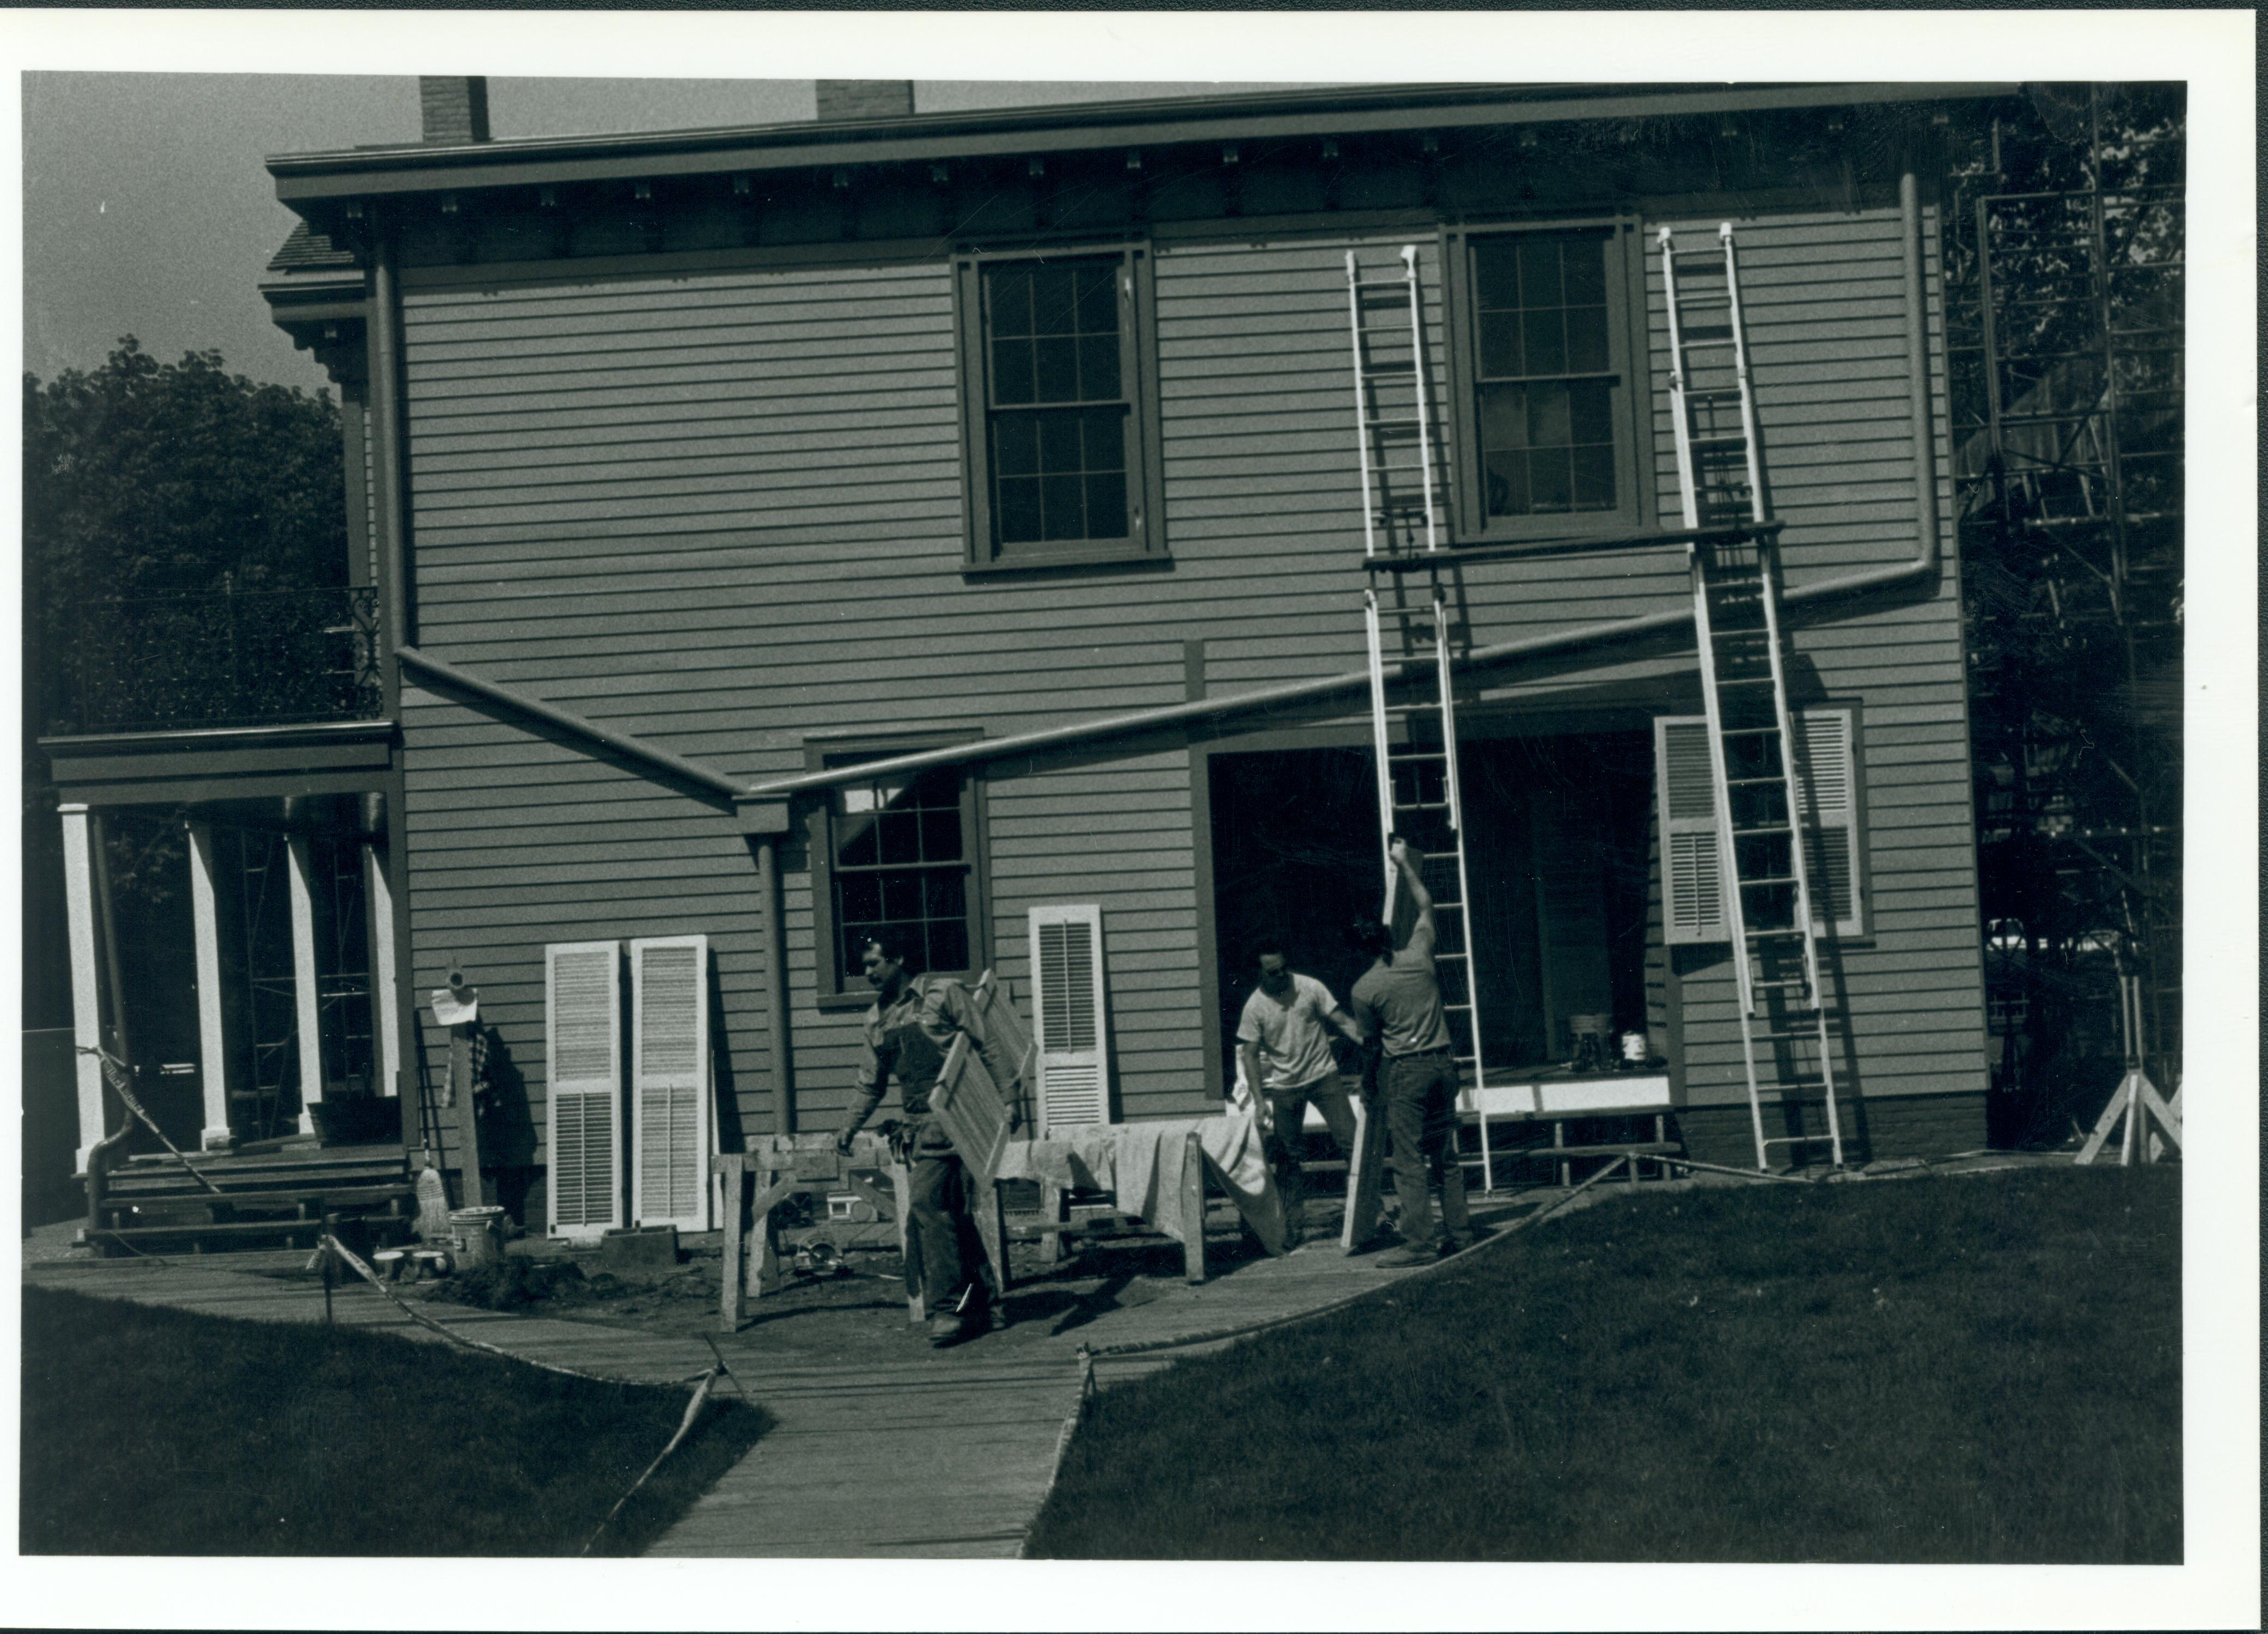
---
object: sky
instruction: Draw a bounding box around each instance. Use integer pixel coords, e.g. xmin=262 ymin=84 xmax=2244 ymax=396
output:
xmin=22 ymin=75 xmax=1309 ymax=393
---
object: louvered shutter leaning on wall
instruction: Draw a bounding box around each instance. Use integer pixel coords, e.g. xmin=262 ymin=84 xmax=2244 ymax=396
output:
xmin=546 ymin=941 xmax=624 ymax=1241
xmin=630 ymin=935 xmax=712 ymax=1233
xmin=1028 ymin=905 xmax=1110 ymax=1135
xmin=1654 ymin=718 xmax=1728 ymax=946
xmin=1653 ymin=708 xmax=1866 ymax=944
xmin=1792 ymin=709 xmax=1866 ymax=937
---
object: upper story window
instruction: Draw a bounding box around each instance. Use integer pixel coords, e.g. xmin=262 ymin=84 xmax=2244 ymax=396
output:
xmin=955 ymin=246 xmax=1165 ymax=571
xmin=1443 ymin=219 xmax=1654 ymax=546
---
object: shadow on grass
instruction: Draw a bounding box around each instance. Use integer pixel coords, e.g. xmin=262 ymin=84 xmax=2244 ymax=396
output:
xmin=1026 ymin=1166 xmax=2181 ymax=1563
xmin=20 ymin=1287 xmax=772 ymax=1557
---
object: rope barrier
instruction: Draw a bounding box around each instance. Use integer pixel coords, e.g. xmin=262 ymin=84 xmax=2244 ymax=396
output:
xmin=1079 ymin=1154 xmax=1635 ymax=1364
xmin=320 ymin=1234 xmax=675 ymax=1385
xmin=1660 ymin=1155 xmax=1816 ymax=1184
xmin=317 ymin=1234 xmax=746 ymax=1556
xmin=579 ymin=1367 xmax=721 ymax=1557
xmin=77 ymin=1044 xmax=224 ymax=1196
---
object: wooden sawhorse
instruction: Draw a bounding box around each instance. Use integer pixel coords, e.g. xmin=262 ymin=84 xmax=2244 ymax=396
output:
xmin=713 ymin=1131 xmax=1013 ymax=1333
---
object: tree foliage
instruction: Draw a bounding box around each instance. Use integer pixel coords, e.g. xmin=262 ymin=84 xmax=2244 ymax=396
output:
xmin=24 ymin=336 xmax=346 ymax=613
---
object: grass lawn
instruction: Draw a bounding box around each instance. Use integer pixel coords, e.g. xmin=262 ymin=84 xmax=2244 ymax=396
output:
xmin=20 ymin=1287 xmax=771 ymax=1556
xmin=1028 ymin=1166 xmax=2180 ymax=1563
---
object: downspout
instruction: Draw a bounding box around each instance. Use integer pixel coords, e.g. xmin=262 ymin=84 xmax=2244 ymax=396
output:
xmin=741 ymin=161 xmax=1944 ymax=803
xmin=753 ymin=836 xmax=794 ymax=1134
xmin=368 ymin=211 xmax=424 ymax=1151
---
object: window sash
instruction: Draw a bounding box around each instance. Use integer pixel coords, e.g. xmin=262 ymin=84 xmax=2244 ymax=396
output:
xmin=808 ymin=743 xmax=988 ymax=1003
xmin=956 ymin=244 xmax=1162 ymax=566
xmin=1444 ymin=218 xmax=1651 ymax=544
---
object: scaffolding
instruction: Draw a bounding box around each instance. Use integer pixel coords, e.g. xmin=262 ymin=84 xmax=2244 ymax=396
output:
xmin=1945 ymin=84 xmax=2184 ymax=1129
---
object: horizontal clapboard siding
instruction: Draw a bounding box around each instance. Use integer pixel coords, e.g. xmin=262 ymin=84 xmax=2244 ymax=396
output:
xmin=394 ymin=195 xmax=1980 ymax=1167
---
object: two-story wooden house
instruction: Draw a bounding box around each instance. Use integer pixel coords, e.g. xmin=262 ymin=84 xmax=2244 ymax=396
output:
xmin=200 ymin=79 xmax=2001 ymax=1234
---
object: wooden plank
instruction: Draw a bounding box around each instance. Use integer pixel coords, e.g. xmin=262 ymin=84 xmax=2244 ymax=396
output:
xmin=1340 ymin=1091 xmax=1387 ymax=1253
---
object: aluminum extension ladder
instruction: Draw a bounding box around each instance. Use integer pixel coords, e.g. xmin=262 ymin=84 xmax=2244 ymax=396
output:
xmin=1345 ymin=245 xmax=1500 ymax=1191
xmin=1660 ymin=223 xmax=1845 ymax=1171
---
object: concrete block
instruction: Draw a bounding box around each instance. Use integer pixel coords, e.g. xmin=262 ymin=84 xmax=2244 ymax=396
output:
xmin=600 ymin=1223 xmax=680 ymax=1275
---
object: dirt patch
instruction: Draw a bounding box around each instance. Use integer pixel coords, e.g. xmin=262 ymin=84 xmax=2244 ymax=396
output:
xmin=264 ymin=1226 xmax=1285 ymax=1368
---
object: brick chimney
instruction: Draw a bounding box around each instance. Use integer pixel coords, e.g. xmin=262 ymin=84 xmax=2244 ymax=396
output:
xmin=815 ymin=81 xmax=914 ymax=122
xmin=419 ymin=76 xmax=491 ymax=144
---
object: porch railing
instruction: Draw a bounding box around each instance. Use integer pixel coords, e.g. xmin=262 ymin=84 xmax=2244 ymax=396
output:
xmin=44 ymin=583 xmax=385 ymax=736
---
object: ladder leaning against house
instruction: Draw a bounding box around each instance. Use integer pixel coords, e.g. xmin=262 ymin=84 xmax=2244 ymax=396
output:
xmin=1344 ymin=245 xmax=1502 ymax=1191
xmin=1661 ymin=222 xmax=1845 ymax=1170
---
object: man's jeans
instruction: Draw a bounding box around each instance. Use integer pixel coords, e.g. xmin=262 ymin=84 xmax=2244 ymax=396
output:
xmin=1263 ymin=1075 xmax=1360 ymax=1209
xmin=905 ymin=1117 xmax=977 ymax=1309
xmin=1384 ymin=1050 xmax=1469 ymax=1251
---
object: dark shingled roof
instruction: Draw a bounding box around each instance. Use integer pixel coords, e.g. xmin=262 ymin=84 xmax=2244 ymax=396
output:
xmin=266 ymin=220 xmax=358 ymax=273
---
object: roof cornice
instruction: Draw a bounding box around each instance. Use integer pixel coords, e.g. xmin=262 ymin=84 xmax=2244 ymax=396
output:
xmin=269 ymin=80 xmax=2016 ymax=206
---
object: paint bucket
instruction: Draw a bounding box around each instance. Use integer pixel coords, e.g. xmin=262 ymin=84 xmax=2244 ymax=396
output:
xmin=448 ymin=1206 xmax=505 ymax=1270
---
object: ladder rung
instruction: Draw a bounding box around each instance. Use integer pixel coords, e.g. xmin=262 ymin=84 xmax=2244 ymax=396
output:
xmin=1733 ymin=823 xmax=1794 ymax=837
xmin=1725 ymin=775 xmax=1786 ymax=787
xmin=1713 ymin=676 xmax=1777 ymax=689
xmin=1760 ymin=1134 xmax=1839 ymax=1147
xmin=1740 ymin=875 xmax=1799 ymax=888
xmin=1720 ymin=727 xmax=1782 ymax=738
xmin=1391 ymin=749 xmax=1448 ymax=761
xmin=1746 ymin=927 xmax=1808 ymax=940
xmin=1751 ymin=977 xmax=1813 ymax=990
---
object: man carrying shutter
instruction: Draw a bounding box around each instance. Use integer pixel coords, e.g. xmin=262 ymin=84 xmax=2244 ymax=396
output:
xmin=1348 ymin=837 xmax=1474 ymax=1267
xmin=834 ymin=933 xmax=1005 ymax=1347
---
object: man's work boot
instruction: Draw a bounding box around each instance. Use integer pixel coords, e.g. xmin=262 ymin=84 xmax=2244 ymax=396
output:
xmin=927 ymin=1288 xmax=989 ymax=1348
xmin=1374 ymin=1244 xmax=1436 ymax=1268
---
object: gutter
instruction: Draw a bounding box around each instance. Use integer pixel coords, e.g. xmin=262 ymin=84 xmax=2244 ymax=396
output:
xmin=395 ymin=166 xmax=1941 ymax=813
xmin=396 ymin=645 xmax=743 ymax=804
xmin=270 ymin=82 xmax=2014 ymax=205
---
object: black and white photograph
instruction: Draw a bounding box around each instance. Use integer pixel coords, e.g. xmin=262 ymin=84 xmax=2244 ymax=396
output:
xmin=8 ymin=10 xmax=2255 ymax=1629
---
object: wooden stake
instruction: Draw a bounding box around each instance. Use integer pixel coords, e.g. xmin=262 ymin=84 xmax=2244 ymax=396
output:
xmin=1180 ymin=1130 xmax=1207 ymax=1284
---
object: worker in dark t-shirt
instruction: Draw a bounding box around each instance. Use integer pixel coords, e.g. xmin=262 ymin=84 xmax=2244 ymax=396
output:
xmin=834 ymin=934 xmax=1002 ymax=1347
xmin=1348 ymin=837 xmax=1474 ymax=1266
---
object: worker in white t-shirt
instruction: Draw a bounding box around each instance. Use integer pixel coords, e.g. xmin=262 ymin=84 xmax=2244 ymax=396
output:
xmin=1234 ymin=940 xmax=1366 ymax=1240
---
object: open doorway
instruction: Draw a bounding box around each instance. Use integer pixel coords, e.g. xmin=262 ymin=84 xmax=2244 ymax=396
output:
xmin=1206 ymin=731 xmax=1656 ymax=1082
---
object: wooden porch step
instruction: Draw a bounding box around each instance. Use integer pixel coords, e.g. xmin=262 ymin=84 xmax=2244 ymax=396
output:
xmin=85 ymin=1216 xmax=414 ymax=1247
xmin=104 ymin=1184 xmax=415 ymax=1219
xmin=102 ymin=1170 xmax=412 ymax=1197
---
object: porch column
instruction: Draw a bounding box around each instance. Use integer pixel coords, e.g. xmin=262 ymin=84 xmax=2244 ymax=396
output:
xmin=363 ymin=843 xmax=404 ymax=1097
xmin=185 ymin=822 xmax=235 ymax=1149
xmin=287 ymin=836 xmax=326 ymax=1135
xmin=59 ymin=804 xmax=106 ymax=1171
xmin=363 ymin=843 xmax=401 ymax=1098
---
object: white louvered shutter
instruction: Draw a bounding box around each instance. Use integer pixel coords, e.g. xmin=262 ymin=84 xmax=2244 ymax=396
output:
xmin=630 ymin=935 xmax=712 ymax=1233
xmin=1656 ymin=710 xmax=1866 ymax=946
xmin=546 ymin=941 xmax=623 ymax=1240
xmin=1792 ymin=709 xmax=1866 ymax=937
xmin=1028 ymin=905 xmax=1110 ymax=1135
xmin=1654 ymin=717 xmax=1728 ymax=945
